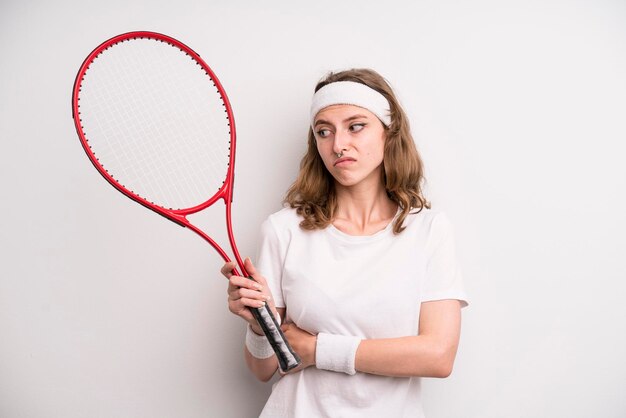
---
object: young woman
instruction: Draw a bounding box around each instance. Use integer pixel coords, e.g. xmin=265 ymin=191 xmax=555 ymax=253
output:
xmin=221 ymin=68 xmax=469 ymax=417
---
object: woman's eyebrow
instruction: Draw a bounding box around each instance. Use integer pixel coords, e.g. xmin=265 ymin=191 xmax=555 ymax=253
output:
xmin=314 ymin=114 xmax=369 ymax=127
xmin=343 ymin=114 xmax=369 ymax=123
xmin=314 ymin=119 xmax=331 ymax=127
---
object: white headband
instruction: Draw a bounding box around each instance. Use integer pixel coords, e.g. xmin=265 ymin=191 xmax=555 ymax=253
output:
xmin=310 ymin=81 xmax=391 ymax=127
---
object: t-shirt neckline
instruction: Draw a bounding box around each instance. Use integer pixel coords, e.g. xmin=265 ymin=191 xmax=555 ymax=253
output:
xmin=326 ymin=208 xmax=401 ymax=244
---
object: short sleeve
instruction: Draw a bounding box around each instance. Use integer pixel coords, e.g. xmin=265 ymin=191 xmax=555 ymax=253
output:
xmin=255 ymin=216 xmax=286 ymax=308
xmin=422 ymin=213 xmax=469 ymax=308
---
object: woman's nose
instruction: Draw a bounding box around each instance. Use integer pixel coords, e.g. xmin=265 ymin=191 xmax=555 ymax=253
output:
xmin=332 ymin=130 xmax=349 ymax=154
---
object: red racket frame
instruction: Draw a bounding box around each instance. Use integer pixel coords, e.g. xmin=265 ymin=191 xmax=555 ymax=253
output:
xmin=72 ymin=31 xmax=246 ymax=276
xmin=71 ymin=31 xmax=301 ymax=371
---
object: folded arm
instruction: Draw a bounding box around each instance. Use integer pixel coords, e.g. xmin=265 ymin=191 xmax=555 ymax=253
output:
xmin=281 ymin=299 xmax=463 ymax=378
xmin=355 ymin=299 xmax=462 ymax=378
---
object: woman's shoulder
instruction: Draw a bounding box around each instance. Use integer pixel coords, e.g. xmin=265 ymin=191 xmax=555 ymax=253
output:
xmin=405 ymin=206 xmax=445 ymax=222
xmin=265 ymin=206 xmax=301 ymax=227
xmin=403 ymin=206 xmax=454 ymax=235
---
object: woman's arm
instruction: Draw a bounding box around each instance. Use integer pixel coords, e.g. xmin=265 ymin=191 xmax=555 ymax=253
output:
xmin=222 ymin=259 xmax=284 ymax=382
xmin=243 ymin=307 xmax=285 ymax=382
xmin=355 ymin=299 xmax=462 ymax=378
xmin=281 ymin=299 xmax=462 ymax=378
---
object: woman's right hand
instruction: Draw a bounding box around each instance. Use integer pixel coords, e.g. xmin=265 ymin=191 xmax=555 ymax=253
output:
xmin=221 ymin=257 xmax=276 ymax=334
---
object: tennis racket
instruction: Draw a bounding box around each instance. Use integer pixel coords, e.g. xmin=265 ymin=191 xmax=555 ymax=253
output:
xmin=71 ymin=31 xmax=301 ymax=372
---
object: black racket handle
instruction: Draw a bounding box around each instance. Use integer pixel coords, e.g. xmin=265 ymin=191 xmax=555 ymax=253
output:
xmin=247 ymin=278 xmax=301 ymax=372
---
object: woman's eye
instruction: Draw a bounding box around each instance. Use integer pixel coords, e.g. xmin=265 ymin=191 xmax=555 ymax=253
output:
xmin=349 ymin=123 xmax=366 ymax=133
xmin=316 ymin=128 xmax=331 ymax=138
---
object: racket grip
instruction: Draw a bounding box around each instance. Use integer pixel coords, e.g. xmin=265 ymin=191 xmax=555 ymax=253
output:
xmin=248 ymin=294 xmax=301 ymax=372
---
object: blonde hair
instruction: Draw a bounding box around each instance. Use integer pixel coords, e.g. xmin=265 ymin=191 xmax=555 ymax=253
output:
xmin=285 ymin=68 xmax=430 ymax=234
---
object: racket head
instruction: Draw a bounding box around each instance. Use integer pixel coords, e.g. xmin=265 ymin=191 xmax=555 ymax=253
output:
xmin=72 ymin=31 xmax=237 ymax=222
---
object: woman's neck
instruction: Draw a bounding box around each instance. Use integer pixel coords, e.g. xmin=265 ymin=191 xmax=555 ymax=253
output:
xmin=333 ymin=176 xmax=398 ymax=236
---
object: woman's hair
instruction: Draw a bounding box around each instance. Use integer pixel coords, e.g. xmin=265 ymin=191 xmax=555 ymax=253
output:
xmin=284 ymin=68 xmax=431 ymax=234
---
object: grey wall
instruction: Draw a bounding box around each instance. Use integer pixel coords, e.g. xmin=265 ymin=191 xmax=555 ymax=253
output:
xmin=1 ymin=0 xmax=625 ymax=417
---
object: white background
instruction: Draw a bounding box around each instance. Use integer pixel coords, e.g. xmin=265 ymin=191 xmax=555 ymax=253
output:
xmin=1 ymin=0 xmax=625 ymax=417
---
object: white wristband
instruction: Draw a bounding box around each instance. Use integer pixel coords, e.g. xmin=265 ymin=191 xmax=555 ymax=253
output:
xmin=315 ymin=332 xmax=362 ymax=375
xmin=245 ymin=313 xmax=282 ymax=359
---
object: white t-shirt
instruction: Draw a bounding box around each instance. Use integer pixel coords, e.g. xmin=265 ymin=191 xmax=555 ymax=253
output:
xmin=255 ymin=207 xmax=469 ymax=418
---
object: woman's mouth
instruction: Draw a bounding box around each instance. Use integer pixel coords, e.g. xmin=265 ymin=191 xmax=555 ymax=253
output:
xmin=334 ymin=157 xmax=356 ymax=167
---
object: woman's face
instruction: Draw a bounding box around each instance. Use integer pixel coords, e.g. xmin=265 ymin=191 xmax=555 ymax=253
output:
xmin=313 ymin=104 xmax=386 ymax=188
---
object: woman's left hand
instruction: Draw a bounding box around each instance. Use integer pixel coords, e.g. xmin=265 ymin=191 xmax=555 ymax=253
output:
xmin=280 ymin=322 xmax=317 ymax=374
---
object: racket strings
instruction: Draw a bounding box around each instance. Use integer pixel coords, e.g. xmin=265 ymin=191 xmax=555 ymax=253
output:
xmin=78 ymin=38 xmax=231 ymax=210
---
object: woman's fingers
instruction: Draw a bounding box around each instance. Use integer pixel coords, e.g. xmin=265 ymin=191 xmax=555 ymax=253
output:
xmin=227 ymin=298 xmax=255 ymax=322
xmin=223 ymin=257 xmax=277 ymax=329
xmin=230 ymin=286 xmax=271 ymax=302
xmin=220 ymin=261 xmax=237 ymax=279
xmin=228 ymin=295 xmax=266 ymax=312
xmin=227 ymin=269 xmax=269 ymax=318
xmin=236 ymin=297 xmax=268 ymax=309
xmin=229 ymin=274 xmax=263 ymax=292
xmin=223 ymin=258 xmax=266 ymax=289
xmin=244 ymin=257 xmax=267 ymax=286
